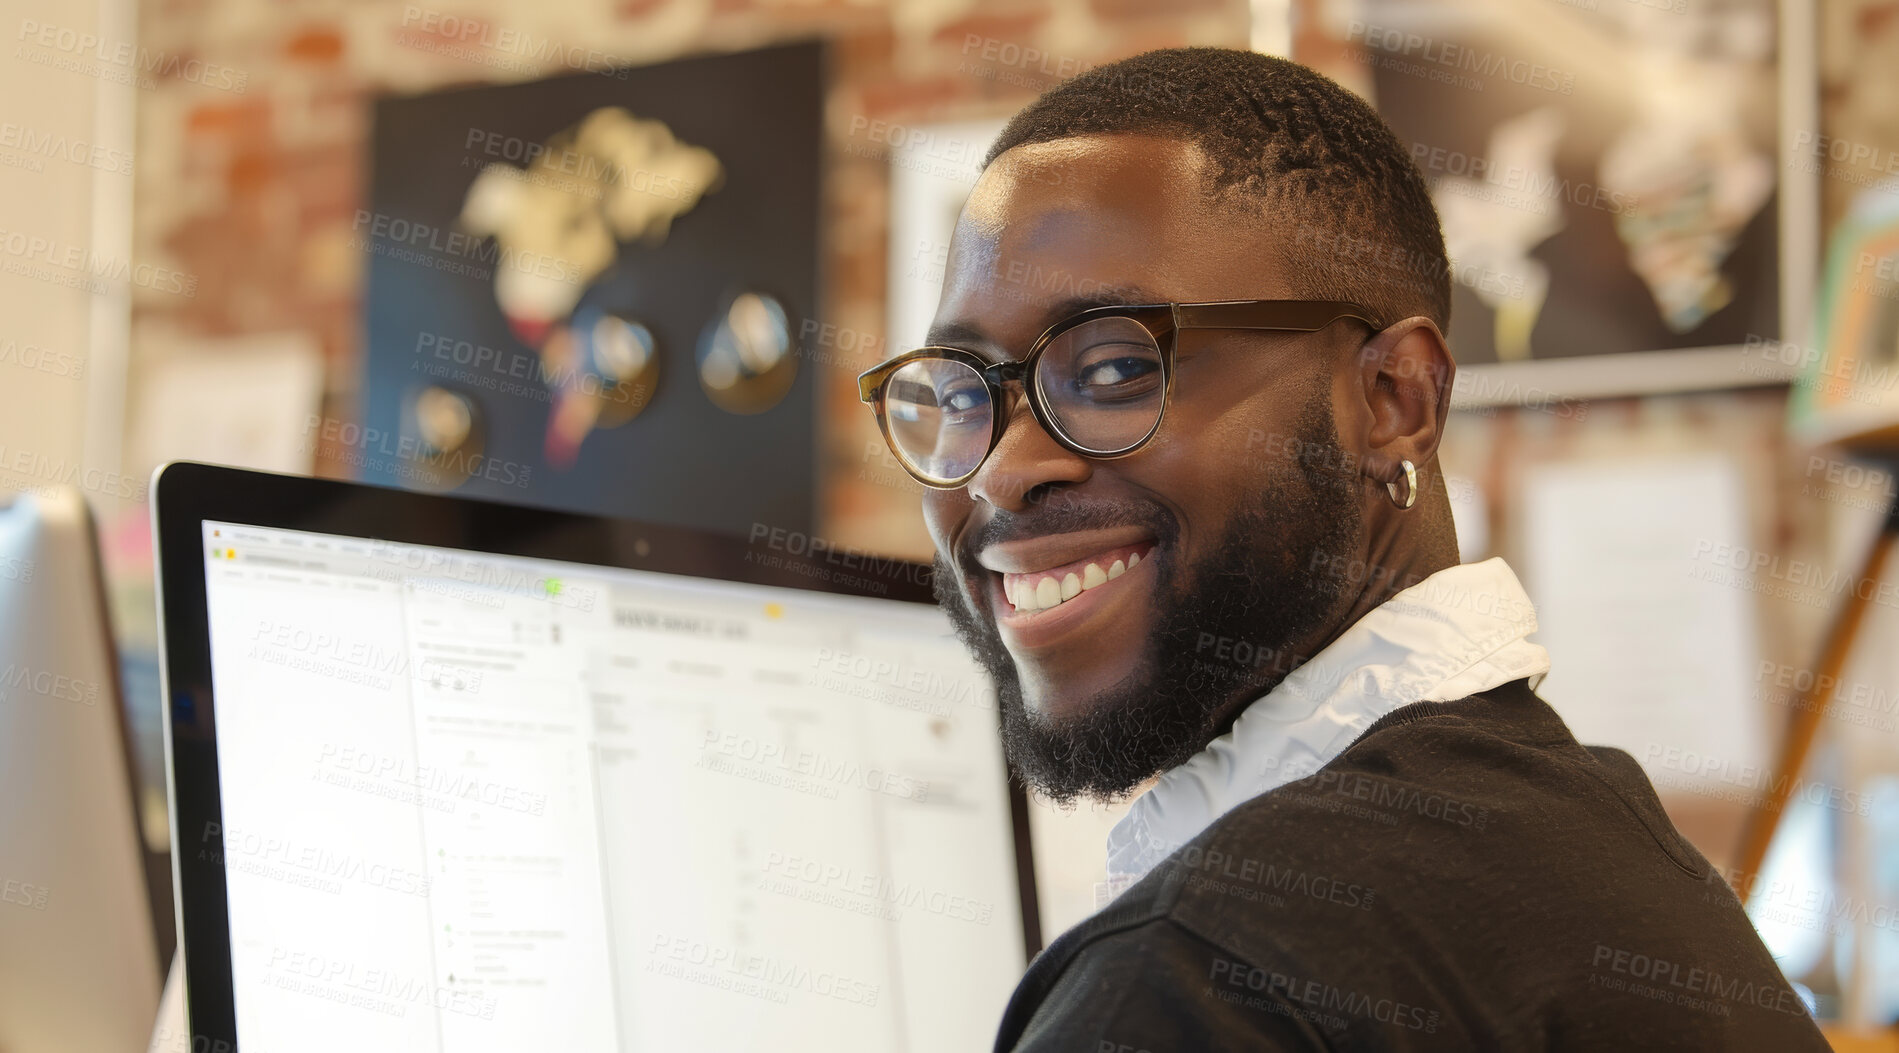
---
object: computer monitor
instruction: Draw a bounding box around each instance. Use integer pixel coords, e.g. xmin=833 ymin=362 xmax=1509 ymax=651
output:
xmin=153 ymin=463 xmax=1037 ymax=1052
xmin=0 ymin=487 xmax=164 ymax=1053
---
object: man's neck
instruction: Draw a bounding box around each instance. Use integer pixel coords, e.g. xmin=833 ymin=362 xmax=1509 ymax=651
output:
xmin=1312 ymin=530 xmax=1459 ymax=663
xmin=1207 ymin=529 xmax=1459 ymax=732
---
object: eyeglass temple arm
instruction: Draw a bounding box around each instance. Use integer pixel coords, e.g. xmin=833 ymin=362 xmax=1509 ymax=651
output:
xmin=1171 ymin=300 xmax=1383 ymax=333
xmin=857 ymin=357 xmax=1028 ymax=404
xmin=856 ymin=301 xmax=1380 ymax=402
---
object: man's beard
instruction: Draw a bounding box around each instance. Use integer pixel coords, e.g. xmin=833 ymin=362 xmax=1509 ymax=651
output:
xmin=934 ymin=395 xmax=1363 ymax=805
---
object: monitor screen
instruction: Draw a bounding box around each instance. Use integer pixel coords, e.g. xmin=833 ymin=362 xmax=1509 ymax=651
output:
xmin=195 ymin=519 xmax=1022 ymax=1051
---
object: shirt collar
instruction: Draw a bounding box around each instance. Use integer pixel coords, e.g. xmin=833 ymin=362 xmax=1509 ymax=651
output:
xmin=1099 ymin=557 xmax=1549 ymax=901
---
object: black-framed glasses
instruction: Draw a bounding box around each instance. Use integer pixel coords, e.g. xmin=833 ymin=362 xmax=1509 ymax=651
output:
xmin=857 ymin=299 xmax=1382 ymax=488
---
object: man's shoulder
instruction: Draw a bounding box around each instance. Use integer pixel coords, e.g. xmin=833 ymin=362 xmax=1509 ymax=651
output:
xmin=1159 ymin=680 xmax=1711 ymax=926
xmin=1197 ymin=678 xmax=1705 ymax=876
xmin=995 ymin=681 xmax=1831 ymax=1050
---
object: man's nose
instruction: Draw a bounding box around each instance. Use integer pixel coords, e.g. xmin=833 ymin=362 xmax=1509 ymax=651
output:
xmin=965 ymin=388 xmax=1091 ymax=512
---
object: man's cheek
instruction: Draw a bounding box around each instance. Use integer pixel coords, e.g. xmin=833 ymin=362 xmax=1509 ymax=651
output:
xmin=921 ymin=491 xmax=972 ymax=559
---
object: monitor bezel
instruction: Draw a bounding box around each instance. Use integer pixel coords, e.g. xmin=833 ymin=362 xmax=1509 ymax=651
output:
xmin=153 ymin=460 xmax=1042 ymax=1049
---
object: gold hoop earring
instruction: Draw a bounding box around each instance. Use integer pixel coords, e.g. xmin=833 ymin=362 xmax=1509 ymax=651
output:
xmin=1387 ymin=459 xmax=1417 ymax=510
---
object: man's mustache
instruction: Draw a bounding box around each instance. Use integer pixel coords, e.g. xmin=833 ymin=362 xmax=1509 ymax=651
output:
xmin=958 ymin=499 xmax=1181 ymax=569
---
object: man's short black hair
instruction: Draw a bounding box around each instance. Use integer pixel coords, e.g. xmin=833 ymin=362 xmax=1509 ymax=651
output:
xmin=984 ymin=47 xmax=1451 ymax=333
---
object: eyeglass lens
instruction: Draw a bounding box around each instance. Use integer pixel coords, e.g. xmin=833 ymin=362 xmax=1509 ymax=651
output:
xmin=881 ymin=315 xmax=1166 ymax=483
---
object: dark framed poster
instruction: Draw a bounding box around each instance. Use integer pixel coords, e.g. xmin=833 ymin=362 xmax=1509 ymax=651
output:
xmin=1302 ymin=0 xmax=1817 ymax=402
xmin=359 ymin=41 xmax=823 ymax=536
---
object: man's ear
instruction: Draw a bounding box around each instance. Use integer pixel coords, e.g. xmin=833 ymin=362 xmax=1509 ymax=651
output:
xmin=1350 ymin=317 xmax=1455 ymax=489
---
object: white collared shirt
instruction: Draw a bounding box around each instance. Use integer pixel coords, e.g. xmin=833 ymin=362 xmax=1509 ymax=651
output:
xmin=1099 ymin=557 xmax=1550 ymax=905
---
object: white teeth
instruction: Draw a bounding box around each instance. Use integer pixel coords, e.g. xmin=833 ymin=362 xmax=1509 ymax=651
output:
xmin=1035 ymin=577 xmax=1061 ymax=609
xmin=1008 ymin=549 xmax=1150 ymax=615
xmin=1014 ymin=579 xmax=1039 ymax=613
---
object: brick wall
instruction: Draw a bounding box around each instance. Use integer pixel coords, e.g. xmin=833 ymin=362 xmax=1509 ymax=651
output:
xmin=130 ymin=0 xmax=1899 ymax=555
xmin=122 ymin=0 xmax=1899 ymax=950
xmin=129 ymin=0 xmax=1251 ymax=562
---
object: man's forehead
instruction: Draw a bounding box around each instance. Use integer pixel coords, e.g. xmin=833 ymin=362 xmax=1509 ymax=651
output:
xmin=926 ymin=135 xmax=1272 ymax=350
xmin=959 ymin=134 xmax=1216 ymax=248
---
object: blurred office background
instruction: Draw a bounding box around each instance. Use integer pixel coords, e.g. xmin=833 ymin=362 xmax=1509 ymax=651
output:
xmin=6 ymin=0 xmax=1899 ymax=1044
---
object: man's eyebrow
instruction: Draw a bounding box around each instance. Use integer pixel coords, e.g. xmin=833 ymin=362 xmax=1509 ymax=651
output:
xmin=923 ymin=287 xmax=1162 ymax=358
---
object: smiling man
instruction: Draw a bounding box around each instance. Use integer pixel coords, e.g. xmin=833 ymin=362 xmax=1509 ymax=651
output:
xmin=857 ymin=48 xmax=1826 ymax=1051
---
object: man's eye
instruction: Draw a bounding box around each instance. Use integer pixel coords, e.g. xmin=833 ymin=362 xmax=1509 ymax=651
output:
xmin=1073 ymin=352 xmax=1161 ymax=397
xmin=939 ymin=385 xmax=988 ymax=420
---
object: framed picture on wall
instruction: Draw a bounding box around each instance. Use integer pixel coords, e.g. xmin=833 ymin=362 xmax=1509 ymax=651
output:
xmin=1294 ymin=0 xmax=1820 ymax=404
xmin=360 ymin=42 xmax=824 ymax=537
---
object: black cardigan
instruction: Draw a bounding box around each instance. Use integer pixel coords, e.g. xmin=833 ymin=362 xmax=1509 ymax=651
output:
xmin=994 ymin=677 xmax=1830 ymax=1051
